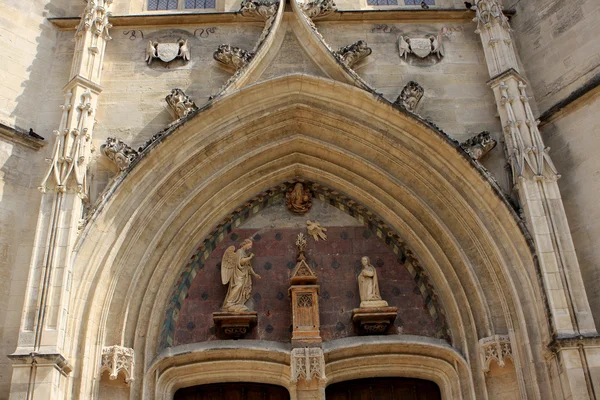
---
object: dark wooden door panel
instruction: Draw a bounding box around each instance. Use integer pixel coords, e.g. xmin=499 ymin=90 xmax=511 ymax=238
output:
xmin=174 ymin=383 xmax=290 ymax=400
xmin=326 ymin=378 xmax=441 ymax=400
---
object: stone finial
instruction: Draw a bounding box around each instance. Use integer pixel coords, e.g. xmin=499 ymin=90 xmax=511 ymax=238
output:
xmin=165 ymin=88 xmax=198 ymax=120
xmin=101 ymin=345 xmax=134 ymax=383
xmin=101 ymin=137 xmax=138 ymax=171
xmin=472 ymin=0 xmax=510 ymax=30
xmin=336 ymin=40 xmax=372 ymax=68
xmin=291 ymin=347 xmax=326 ymax=382
xmin=394 ymin=81 xmax=424 ymax=112
xmin=479 ymin=335 xmax=513 ymax=372
xmin=213 ymin=44 xmax=256 ymax=71
xmin=240 ymin=0 xmax=279 ymax=20
xmin=76 ymin=0 xmax=113 ymax=39
xmin=461 ymin=131 xmax=497 ymax=160
xmin=299 ymin=0 xmax=337 ymax=19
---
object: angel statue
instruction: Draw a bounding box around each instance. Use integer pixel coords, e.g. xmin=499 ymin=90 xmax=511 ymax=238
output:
xmin=221 ymin=238 xmax=261 ymax=313
xmin=357 ymin=256 xmax=388 ymax=308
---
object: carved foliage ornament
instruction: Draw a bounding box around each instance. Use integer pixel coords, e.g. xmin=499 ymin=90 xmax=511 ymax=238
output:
xmin=299 ymin=0 xmax=337 ymax=20
xmin=461 ymin=131 xmax=497 ymax=161
xmin=291 ymin=347 xmax=326 ymax=382
xmin=146 ymin=39 xmax=191 ymax=65
xmin=165 ymin=88 xmax=198 ymax=120
xmin=394 ymin=81 xmax=424 ymax=112
xmin=479 ymin=335 xmax=513 ymax=373
xmin=213 ymin=44 xmax=255 ymax=71
xmin=240 ymin=0 xmax=279 ymax=20
xmin=101 ymin=345 xmax=134 ymax=383
xmin=336 ymin=40 xmax=372 ymax=68
xmin=101 ymin=137 xmax=139 ymax=171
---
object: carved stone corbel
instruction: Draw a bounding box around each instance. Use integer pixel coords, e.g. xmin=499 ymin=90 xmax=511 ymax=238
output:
xmin=240 ymin=0 xmax=279 ymax=20
xmin=394 ymin=81 xmax=424 ymax=112
xmin=213 ymin=44 xmax=256 ymax=71
xmin=165 ymin=88 xmax=198 ymax=120
xmin=461 ymin=131 xmax=497 ymax=160
xmin=479 ymin=334 xmax=513 ymax=373
xmin=335 ymin=40 xmax=372 ymax=68
xmin=299 ymin=0 xmax=336 ymax=19
xmin=101 ymin=345 xmax=135 ymax=383
xmin=101 ymin=137 xmax=138 ymax=171
xmin=291 ymin=347 xmax=326 ymax=382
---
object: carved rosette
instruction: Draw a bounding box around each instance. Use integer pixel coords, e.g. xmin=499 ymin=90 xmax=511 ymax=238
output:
xmin=394 ymin=81 xmax=424 ymax=112
xmin=214 ymin=44 xmax=256 ymax=71
xmin=335 ymin=40 xmax=372 ymax=68
xmin=76 ymin=0 xmax=113 ymax=39
xmin=291 ymin=347 xmax=326 ymax=382
xmin=165 ymin=88 xmax=198 ymax=120
xmin=461 ymin=131 xmax=497 ymax=160
xmin=479 ymin=335 xmax=513 ymax=372
xmin=299 ymin=0 xmax=337 ymax=19
xmin=240 ymin=0 xmax=279 ymax=20
xmin=101 ymin=137 xmax=139 ymax=171
xmin=101 ymin=345 xmax=135 ymax=383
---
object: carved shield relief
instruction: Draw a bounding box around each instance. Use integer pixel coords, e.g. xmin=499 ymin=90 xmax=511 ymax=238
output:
xmin=156 ymin=43 xmax=181 ymax=62
xmin=408 ymin=38 xmax=432 ymax=58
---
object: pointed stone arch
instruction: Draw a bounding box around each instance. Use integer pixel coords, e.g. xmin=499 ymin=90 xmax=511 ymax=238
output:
xmin=69 ymin=74 xmax=551 ymax=399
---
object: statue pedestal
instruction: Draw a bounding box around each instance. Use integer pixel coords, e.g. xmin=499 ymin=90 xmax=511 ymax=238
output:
xmin=352 ymin=307 xmax=398 ymax=335
xmin=213 ymin=312 xmax=257 ymax=339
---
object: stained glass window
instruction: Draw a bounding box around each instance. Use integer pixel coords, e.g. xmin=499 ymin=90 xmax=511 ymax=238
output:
xmin=148 ymin=0 xmax=179 ymax=10
xmin=185 ymin=0 xmax=216 ymax=8
xmin=404 ymin=0 xmax=435 ymax=4
xmin=367 ymin=0 xmax=398 ymax=5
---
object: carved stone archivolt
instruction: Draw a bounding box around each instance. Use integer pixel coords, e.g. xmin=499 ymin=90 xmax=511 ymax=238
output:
xmin=479 ymin=335 xmax=513 ymax=372
xmin=461 ymin=131 xmax=497 ymax=161
xmin=101 ymin=137 xmax=138 ymax=171
xmin=101 ymin=345 xmax=134 ymax=383
xmin=335 ymin=40 xmax=372 ymax=68
xmin=146 ymin=39 xmax=191 ymax=65
xmin=394 ymin=81 xmax=424 ymax=112
xmin=286 ymin=182 xmax=312 ymax=213
xmin=165 ymin=88 xmax=198 ymax=121
xmin=291 ymin=347 xmax=326 ymax=382
xmin=214 ymin=44 xmax=256 ymax=71
xmin=240 ymin=0 xmax=279 ymax=20
xmin=299 ymin=0 xmax=336 ymax=20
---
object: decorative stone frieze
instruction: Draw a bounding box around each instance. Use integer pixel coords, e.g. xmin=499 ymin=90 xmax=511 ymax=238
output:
xmin=291 ymin=347 xmax=326 ymax=382
xmin=214 ymin=44 xmax=256 ymax=71
xmin=460 ymin=131 xmax=497 ymax=161
xmin=335 ymin=40 xmax=372 ymax=68
xmin=240 ymin=0 xmax=279 ymax=20
xmin=299 ymin=0 xmax=336 ymax=20
xmin=146 ymin=39 xmax=191 ymax=65
xmin=165 ymin=88 xmax=198 ymax=120
xmin=101 ymin=345 xmax=135 ymax=383
xmin=479 ymin=335 xmax=512 ymax=372
xmin=101 ymin=137 xmax=139 ymax=171
xmin=394 ymin=81 xmax=424 ymax=112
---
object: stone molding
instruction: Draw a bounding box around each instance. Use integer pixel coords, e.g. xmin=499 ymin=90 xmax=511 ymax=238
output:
xmin=8 ymin=352 xmax=72 ymax=377
xmin=291 ymin=347 xmax=326 ymax=382
xmin=101 ymin=345 xmax=135 ymax=383
xmin=478 ymin=334 xmax=513 ymax=372
xmin=0 ymin=122 xmax=46 ymax=151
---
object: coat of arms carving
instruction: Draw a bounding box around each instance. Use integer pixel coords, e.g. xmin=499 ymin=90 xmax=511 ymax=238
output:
xmin=397 ymin=28 xmax=452 ymax=65
xmin=146 ymin=39 xmax=191 ymax=65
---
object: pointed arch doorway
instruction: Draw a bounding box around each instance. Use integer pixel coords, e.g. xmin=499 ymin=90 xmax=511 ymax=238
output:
xmin=326 ymin=378 xmax=441 ymax=400
xmin=173 ymin=382 xmax=291 ymax=400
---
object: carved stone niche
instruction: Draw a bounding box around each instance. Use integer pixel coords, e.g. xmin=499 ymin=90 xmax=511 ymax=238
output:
xmin=213 ymin=44 xmax=255 ymax=71
xmin=101 ymin=345 xmax=135 ymax=383
xmin=336 ymin=40 xmax=372 ymax=68
xmin=394 ymin=81 xmax=424 ymax=113
xmin=101 ymin=137 xmax=138 ymax=171
xmin=479 ymin=334 xmax=513 ymax=372
xmin=165 ymin=88 xmax=198 ymax=121
xmin=460 ymin=131 xmax=497 ymax=161
xmin=290 ymin=234 xmax=322 ymax=346
xmin=213 ymin=312 xmax=258 ymax=338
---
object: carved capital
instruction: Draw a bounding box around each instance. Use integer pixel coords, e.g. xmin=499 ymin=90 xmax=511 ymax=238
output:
xmin=214 ymin=44 xmax=255 ymax=71
xmin=461 ymin=131 xmax=497 ymax=161
xmin=291 ymin=347 xmax=326 ymax=382
xmin=101 ymin=345 xmax=134 ymax=383
xmin=101 ymin=137 xmax=139 ymax=171
xmin=394 ymin=81 xmax=424 ymax=112
xmin=299 ymin=0 xmax=337 ymax=20
xmin=335 ymin=40 xmax=372 ymax=68
xmin=479 ymin=334 xmax=513 ymax=373
xmin=240 ymin=0 xmax=279 ymax=20
xmin=165 ymin=88 xmax=198 ymax=120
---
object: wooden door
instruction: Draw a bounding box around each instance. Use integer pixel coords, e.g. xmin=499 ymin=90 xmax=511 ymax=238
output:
xmin=326 ymin=378 xmax=441 ymax=400
xmin=174 ymin=382 xmax=290 ymax=400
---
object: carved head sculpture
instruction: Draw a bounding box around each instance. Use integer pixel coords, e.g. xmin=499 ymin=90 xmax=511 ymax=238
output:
xmin=361 ymin=256 xmax=370 ymax=267
xmin=241 ymin=238 xmax=253 ymax=250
